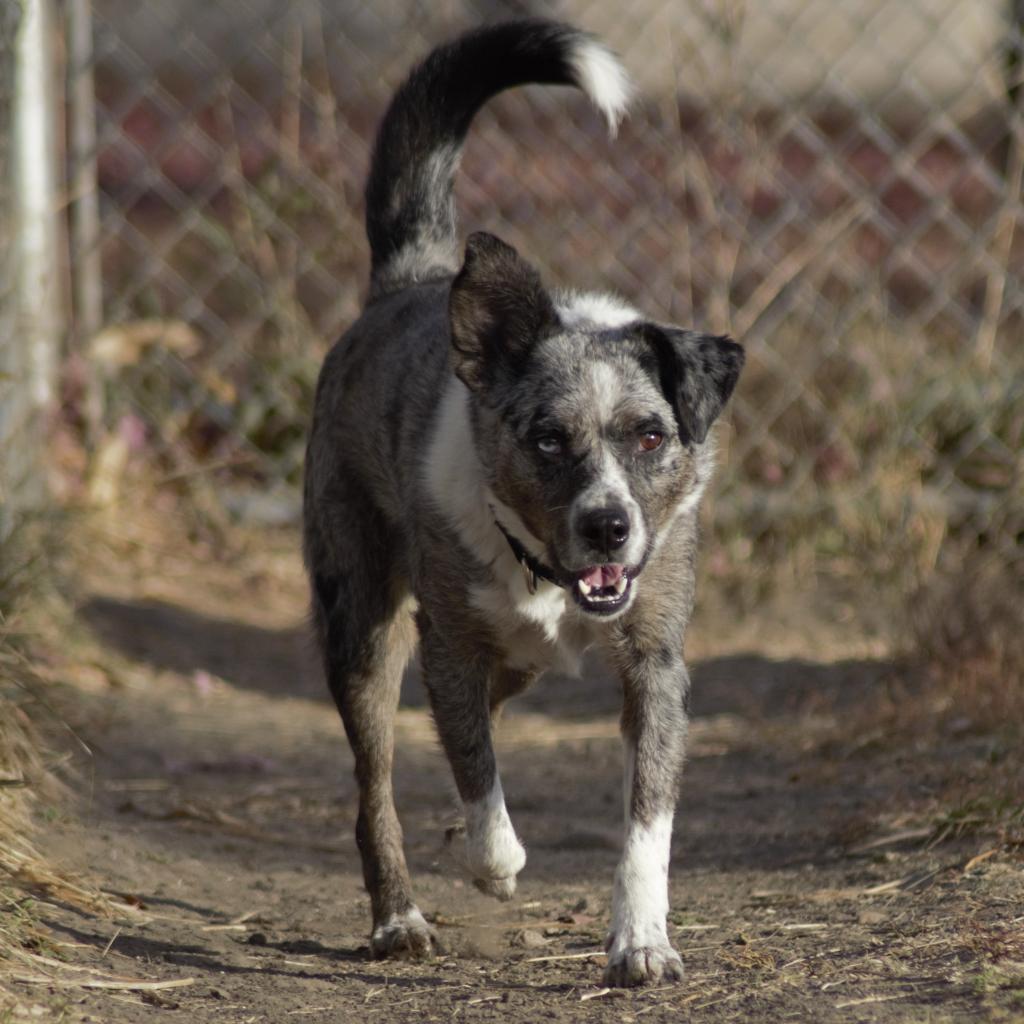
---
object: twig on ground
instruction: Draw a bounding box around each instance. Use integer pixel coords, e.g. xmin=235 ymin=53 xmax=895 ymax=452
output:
xmin=101 ymin=927 xmax=121 ymax=954
xmin=835 ymin=993 xmax=912 ymax=1009
xmin=13 ymin=973 xmax=194 ymax=992
xmin=525 ymin=950 xmax=605 ymax=963
xmin=862 ymin=866 xmax=943 ymax=895
xmin=848 ymin=828 xmax=933 ymax=854
xmin=962 ymin=848 xmax=999 ymax=873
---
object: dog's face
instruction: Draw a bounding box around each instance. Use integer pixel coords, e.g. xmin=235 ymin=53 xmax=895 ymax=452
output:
xmin=450 ymin=232 xmax=743 ymax=618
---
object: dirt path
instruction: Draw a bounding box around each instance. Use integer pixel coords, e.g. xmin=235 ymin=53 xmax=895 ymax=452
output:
xmin=19 ymin=528 xmax=1024 ymax=1023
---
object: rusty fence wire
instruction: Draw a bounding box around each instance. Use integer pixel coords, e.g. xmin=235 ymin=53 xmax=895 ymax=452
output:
xmin=53 ymin=0 xmax=1024 ymax=596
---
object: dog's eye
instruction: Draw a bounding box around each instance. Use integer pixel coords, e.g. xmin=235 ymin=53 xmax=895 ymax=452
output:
xmin=638 ymin=431 xmax=664 ymax=452
xmin=536 ymin=435 xmax=563 ymax=457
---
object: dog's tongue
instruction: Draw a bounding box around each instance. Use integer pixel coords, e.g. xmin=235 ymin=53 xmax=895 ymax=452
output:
xmin=580 ymin=564 xmax=625 ymax=589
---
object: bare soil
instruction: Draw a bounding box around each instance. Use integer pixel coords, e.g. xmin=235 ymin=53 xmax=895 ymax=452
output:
xmin=10 ymin=521 xmax=1024 ymax=1023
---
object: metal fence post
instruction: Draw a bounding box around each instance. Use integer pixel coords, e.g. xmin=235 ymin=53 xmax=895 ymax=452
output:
xmin=13 ymin=0 xmax=64 ymax=411
xmin=0 ymin=7 xmax=18 ymax=539
xmin=68 ymin=0 xmax=101 ymax=336
xmin=3 ymin=0 xmax=64 ymax=532
xmin=67 ymin=0 xmax=104 ymax=443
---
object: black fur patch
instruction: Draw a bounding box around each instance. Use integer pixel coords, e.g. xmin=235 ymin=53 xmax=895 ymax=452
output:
xmin=365 ymin=20 xmax=591 ymax=294
xmin=449 ymin=232 xmax=558 ymax=390
xmin=642 ymin=325 xmax=745 ymax=445
xmin=313 ymin=572 xmax=339 ymax=615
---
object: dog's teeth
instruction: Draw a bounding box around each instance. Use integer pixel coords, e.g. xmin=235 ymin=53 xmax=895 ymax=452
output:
xmin=577 ymin=579 xmax=593 ymax=596
xmin=614 ymin=576 xmax=627 ymax=594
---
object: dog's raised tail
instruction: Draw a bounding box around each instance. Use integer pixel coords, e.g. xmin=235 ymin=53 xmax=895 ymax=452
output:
xmin=364 ymin=20 xmax=632 ymax=298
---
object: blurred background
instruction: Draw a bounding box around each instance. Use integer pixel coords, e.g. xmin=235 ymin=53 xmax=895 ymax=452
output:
xmin=3 ymin=0 xmax=1021 ymax=620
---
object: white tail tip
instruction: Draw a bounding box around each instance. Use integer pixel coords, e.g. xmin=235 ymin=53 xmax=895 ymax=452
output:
xmin=569 ymin=37 xmax=635 ymax=137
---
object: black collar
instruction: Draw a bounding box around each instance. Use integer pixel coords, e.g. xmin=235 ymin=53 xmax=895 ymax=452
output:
xmin=492 ymin=516 xmax=563 ymax=595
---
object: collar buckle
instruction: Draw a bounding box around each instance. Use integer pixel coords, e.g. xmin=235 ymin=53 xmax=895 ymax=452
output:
xmin=519 ymin=556 xmax=539 ymax=595
xmin=491 ymin=510 xmax=562 ymax=593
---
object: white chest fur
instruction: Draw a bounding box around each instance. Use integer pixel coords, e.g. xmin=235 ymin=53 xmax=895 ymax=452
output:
xmin=470 ymin=574 xmax=595 ymax=676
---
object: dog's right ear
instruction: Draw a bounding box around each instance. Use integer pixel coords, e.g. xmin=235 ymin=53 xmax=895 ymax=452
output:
xmin=449 ymin=232 xmax=558 ymax=390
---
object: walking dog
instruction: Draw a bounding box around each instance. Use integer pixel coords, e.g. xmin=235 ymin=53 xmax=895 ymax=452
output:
xmin=303 ymin=20 xmax=744 ymax=987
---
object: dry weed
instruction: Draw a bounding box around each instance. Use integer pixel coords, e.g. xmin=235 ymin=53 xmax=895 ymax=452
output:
xmin=0 ymin=522 xmax=119 ymax=1006
xmin=961 ymin=922 xmax=1024 ymax=963
xmin=908 ymin=543 xmax=1024 ymax=735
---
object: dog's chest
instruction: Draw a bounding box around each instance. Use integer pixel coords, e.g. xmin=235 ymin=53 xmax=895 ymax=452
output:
xmin=470 ymin=578 xmax=595 ymax=677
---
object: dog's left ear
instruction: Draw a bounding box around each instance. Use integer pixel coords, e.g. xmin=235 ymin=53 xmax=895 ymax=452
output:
xmin=642 ymin=325 xmax=744 ymax=445
xmin=449 ymin=231 xmax=558 ymax=390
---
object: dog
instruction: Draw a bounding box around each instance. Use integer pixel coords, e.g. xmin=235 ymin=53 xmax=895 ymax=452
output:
xmin=303 ymin=19 xmax=743 ymax=988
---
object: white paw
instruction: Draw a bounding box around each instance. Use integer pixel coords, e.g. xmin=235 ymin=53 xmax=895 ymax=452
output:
xmin=605 ymin=809 xmax=678 ymax=985
xmin=603 ymin=938 xmax=684 ymax=987
xmin=445 ymin=821 xmax=525 ymax=901
xmin=471 ymin=874 xmax=517 ymax=901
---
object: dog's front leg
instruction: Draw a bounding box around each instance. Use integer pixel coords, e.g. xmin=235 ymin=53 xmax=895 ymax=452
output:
xmin=604 ymin=643 xmax=688 ymax=987
xmin=418 ymin=617 xmax=526 ymax=900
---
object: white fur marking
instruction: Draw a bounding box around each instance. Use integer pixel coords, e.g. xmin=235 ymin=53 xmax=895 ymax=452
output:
xmin=589 ymin=361 xmax=622 ymax=411
xmin=377 ymin=906 xmax=430 ymax=933
xmin=371 ymin=905 xmax=434 ymax=952
xmin=568 ymin=365 xmax=649 ymax=569
xmin=569 ymin=37 xmax=634 ymax=135
xmin=448 ymin=777 xmax=526 ymax=895
xmin=609 ymin=745 xmax=674 ymax=959
xmin=424 ymin=380 xmax=507 ymax=567
xmin=373 ymin=144 xmax=462 ymax=293
xmin=556 ymin=290 xmax=639 ymax=329
xmin=374 ymin=237 xmax=458 ymax=292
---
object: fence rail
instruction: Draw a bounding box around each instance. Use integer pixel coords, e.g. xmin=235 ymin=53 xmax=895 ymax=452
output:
xmin=8 ymin=1 xmax=1024 ymax=587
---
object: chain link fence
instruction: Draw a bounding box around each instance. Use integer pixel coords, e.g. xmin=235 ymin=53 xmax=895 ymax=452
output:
xmin=52 ymin=0 xmax=1024 ymax=601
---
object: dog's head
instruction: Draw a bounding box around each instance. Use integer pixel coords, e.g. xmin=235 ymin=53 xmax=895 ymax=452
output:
xmin=450 ymin=232 xmax=743 ymax=618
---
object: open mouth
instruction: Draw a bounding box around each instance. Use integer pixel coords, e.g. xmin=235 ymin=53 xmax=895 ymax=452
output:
xmin=572 ymin=563 xmax=633 ymax=615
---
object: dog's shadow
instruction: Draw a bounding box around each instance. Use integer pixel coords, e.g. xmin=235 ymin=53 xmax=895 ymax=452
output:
xmin=79 ymin=594 xmax=889 ymax=721
xmin=79 ymin=595 xmax=325 ymax=701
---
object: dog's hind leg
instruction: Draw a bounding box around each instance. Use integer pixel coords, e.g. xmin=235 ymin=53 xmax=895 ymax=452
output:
xmin=418 ymin=617 xmax=527 ymax=900
xmin=311 ymin=541 xmax=438 ymax=959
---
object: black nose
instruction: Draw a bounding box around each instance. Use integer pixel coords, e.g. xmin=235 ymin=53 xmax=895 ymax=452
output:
xmin=578 ymin=507 xmax=630 ymax=556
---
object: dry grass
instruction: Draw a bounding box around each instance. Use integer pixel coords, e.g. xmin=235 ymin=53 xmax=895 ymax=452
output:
xmin=703 ymin=308 xmax=1023 ymax=622
xmin=912 ymin=540 xmax=1022 ymax=848
xmin=803 ymin=532 xmax=1024 ymax=863
xmin=0 ymin=547 xmax=54 ymax=1010
xmin=0 ymin=525 xmax=58 ymax=871
xmin=908 ymin=542 xmax=1024 ymax=734
xmin=0 ymin=521 xmax=121 ymax=1014
xmin=807 ymin=540 xmax=1023 ymax=740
